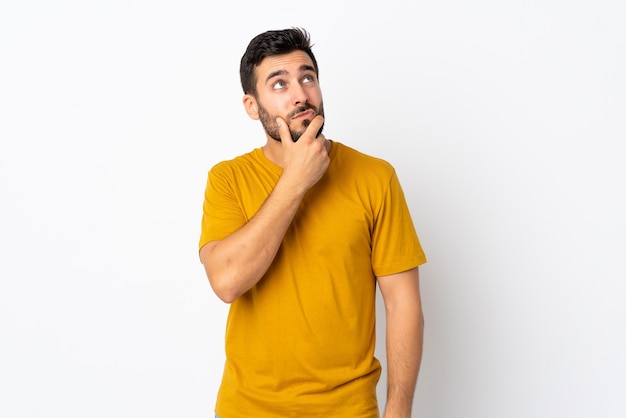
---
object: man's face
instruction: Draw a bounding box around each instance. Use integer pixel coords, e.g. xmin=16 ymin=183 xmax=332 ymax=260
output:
xmin=250 ymin=50 xmax=324 ymax=142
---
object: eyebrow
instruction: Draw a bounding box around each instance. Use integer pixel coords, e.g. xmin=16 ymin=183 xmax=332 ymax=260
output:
xmin=265 ymin=65 xmax=317 ymax=84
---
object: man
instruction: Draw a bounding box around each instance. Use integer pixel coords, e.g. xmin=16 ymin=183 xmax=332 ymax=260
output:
xmin=199 ymin=27 xmax=426 ymax=418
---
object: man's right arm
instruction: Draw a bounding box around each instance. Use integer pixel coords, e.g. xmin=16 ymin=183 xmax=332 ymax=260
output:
xmin=199 ymin=116 xmax=328 ymax=303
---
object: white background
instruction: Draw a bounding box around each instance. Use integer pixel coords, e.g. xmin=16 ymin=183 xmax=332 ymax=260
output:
xmin=1 ymin=1 xmax=624 ymax=417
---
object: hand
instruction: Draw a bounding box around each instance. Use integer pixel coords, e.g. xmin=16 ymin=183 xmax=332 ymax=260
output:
xmin=276 ymin=115 xmax=330 ymax=195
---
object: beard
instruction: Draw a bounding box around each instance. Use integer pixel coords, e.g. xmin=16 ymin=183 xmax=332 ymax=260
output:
xmin=258 ymin=102 xmax=325 ymax=142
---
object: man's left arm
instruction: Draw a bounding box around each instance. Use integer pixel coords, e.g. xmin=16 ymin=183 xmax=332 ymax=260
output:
xmin=377 ymin=266 xmax=424 ymax=418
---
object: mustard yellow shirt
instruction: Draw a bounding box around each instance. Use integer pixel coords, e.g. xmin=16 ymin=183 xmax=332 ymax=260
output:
xmin=199 ymin=142 xmax=426 ymax=417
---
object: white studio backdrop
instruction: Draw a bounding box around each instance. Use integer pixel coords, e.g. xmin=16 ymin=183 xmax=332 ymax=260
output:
xmin=1 ymin=1 xmax=624 ymax=417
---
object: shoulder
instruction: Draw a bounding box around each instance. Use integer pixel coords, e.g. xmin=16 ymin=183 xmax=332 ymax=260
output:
xmin=208 ymin=149 xmax=260 ymax=177
xmin=332 ymin=142 xmax=396 ymax=178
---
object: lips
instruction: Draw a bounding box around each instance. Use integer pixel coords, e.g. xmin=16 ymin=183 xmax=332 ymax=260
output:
xmin=288 ymin=105 xmax=317 ymax=121
xmin=292 ymin=109 xmax=315 ymax=120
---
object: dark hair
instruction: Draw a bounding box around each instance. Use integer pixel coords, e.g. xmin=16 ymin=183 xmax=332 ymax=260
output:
xmin=239 ymin=27 xmax=319 ymax=96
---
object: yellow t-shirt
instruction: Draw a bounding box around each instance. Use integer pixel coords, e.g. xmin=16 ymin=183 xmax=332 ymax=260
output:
xmin=199 ymin=142 xmax=426 ymax=418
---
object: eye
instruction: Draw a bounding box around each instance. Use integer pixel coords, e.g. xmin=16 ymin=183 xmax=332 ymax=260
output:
xmin=272 ymin=80 xmax=286 ymax=90
xmin=303 ymin=75 xmax=315 ymax=83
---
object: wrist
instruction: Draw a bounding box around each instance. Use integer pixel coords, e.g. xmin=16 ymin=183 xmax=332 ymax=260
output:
xmin=275 ymin=173 xmax=308 ymax=201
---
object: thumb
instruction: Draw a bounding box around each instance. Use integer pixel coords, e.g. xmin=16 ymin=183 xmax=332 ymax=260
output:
xmin=276 ymin=117 xmax=294 ymax=145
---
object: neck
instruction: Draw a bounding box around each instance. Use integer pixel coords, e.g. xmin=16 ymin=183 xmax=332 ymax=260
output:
xmin=262 ymin=136 xmax=332 ymax=168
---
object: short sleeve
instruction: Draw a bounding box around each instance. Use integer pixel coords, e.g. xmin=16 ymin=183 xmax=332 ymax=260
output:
xmin=198 ymin=165 xmax=247 ymax=249
xmin=371 ymin=169 xmax=426 ymax=276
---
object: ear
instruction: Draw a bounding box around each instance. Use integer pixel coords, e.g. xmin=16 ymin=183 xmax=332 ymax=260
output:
xmin=243 ymin=94 xmax=259 ymax=120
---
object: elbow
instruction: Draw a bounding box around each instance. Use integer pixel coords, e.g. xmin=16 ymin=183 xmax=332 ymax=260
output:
xmin=417 ymin=309 xmax=425 ymax=338
xmin=417 ymin=306 xmax=425 ymax=327
xmin=215 ymin=288 xmax=238 ymax=304
xmin=220 ymin=294 xmax=237 ymax=304
xmin=200 ymin=243 xmax=239 ymax=303
xmin=207 ymin=273 xmax=240 ymax=304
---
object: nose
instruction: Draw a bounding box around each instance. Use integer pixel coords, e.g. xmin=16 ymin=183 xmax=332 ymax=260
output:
xmin=290 ymin=82 xmax=308 ymax=105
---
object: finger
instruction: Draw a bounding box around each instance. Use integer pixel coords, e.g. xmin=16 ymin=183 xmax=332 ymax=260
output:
xmin=302 ymin=115 xmax=325 ymax=141
xmin=275 ymin=117 xmax=294 ymax=144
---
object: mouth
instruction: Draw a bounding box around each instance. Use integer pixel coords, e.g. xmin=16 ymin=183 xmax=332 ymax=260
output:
xmin=291 ymin=109 xmax=315 ymax=120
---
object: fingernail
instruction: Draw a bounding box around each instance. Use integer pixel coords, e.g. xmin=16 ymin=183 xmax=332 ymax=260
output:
xmin=276 ymin=118 xmax=282 ymax=127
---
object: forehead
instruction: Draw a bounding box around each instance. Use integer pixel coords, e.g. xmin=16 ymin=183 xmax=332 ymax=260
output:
xmin=255 ymin=50 xmax=315 ymax=81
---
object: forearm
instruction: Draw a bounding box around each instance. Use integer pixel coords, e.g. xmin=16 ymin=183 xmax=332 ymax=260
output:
xmin=383 ymin=301 xmax=424 ymax=418
xmin=200 ymin=178 xmax=305 ymax=303
xmin=201 ymin=116 xmax=329 ymax=303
